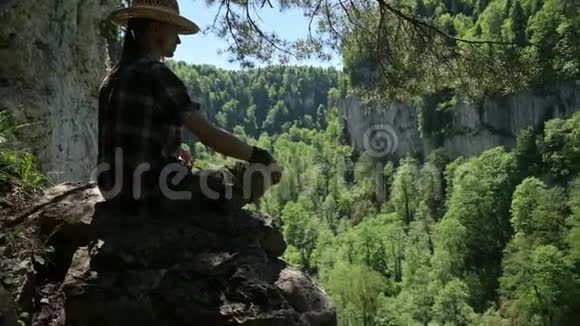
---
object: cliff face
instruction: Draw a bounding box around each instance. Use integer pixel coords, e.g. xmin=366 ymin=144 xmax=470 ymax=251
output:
xmin=340 ymin=82 xmax=580 ymax=162
xmin=0 ymin=0 xmax=116 ymax=183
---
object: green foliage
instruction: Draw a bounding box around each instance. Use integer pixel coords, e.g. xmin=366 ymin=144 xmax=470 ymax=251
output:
xmin=443 ymin=155 xmax=467 ymax=204
xmin=541 ymin=111 xmax=580 ymax=182
xmin=0 ymin=111 xmax=52 ymax=192
xmin=566 ymin=178 xmax=580 ymax=267
xmin=346 ymin=216 xmax=393 ymax=277
xmin=193 ymin=82 xmax=580 ymax=325
xmin=514 ymin=127 xmax=542 ymax=178
xmin=167 ymin=62 xmax=341 ymax=139
xmin=511 ymin=177 xmax=546 ymax=236
xmin=281 ymin=200 xmax=321 ymax=271
xmin=501 ymin=244 xmax=579 ymax=325
xmin=339 ymin=0 xmax=579 ymax=101
xmin=390 ymin=156 xmax=420 ymax=226
xmin=391 ymin=266 xmax=435 ymax=325
xmin=438 ymin=147 xmax=519 ymax=309
xmin=476 ymin=308 xmax=508 ymax=326
xmin=420 ymin=162 xmax=445 ymax=221
xmin=98 ymin=19 xmax=121 ymax=46
xmin=432 ymin=217 xmax=467 ymax=281
xmin=432 ymin=278 xmax=478 ymax=325
xmin=500 ymin=171 xmax=580 ymax=324
xmin=424 ymin=148 xmax=450 ymax=220
xmin=528 ymin=187 xmax=568 ymax=247
xmin=417 ymin=90 xmax=456 ymax=146
xmin=509 ymin=0 xmax=527 ymax=46
xmin=325 ymin=261 xmax=387 ymax=326
xmin=427 ymin=148 xmax=451 ymax=173
xmin=404 ymin=210 xmax=435 ymax=280
xmin=527 ymin=0 xmax=580 ymax=82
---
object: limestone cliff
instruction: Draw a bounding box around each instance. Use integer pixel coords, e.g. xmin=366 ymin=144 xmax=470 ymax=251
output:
xmin=341 ymin=81 xmax=580 ymax=162
xmin=0 ymin=0 xmax=116 ymax=184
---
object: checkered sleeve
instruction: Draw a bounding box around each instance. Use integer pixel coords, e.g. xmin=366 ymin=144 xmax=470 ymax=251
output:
xmin=151 ymin=63 xmax=200 ymax=119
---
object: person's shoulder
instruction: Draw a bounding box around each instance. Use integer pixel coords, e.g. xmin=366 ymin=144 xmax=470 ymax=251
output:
xmin=149 ymin=61 xmax=179 ymax=78
xmin=148 ymin=61 xmax=186 ymax=87
xmin=125 ymin=59 xmax=178 ymax=85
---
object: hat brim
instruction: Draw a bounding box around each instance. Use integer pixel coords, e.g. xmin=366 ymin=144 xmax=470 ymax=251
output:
xmin=110 ymin=7 xmax=200 ymax=35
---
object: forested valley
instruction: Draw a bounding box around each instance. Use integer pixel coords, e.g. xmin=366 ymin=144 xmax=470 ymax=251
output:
xmin=166 ymin=0 xmax=580 ymax=324
xmin=0 ymin=0 xmax=579 ymax=324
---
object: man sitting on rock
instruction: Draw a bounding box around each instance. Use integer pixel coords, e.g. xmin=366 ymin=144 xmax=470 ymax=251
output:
xmin=96 ymin=0 xmax=282 ymax=215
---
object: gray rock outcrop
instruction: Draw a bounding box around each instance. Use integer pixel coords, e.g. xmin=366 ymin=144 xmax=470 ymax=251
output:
xmin=0 ymin=0 xmax=116 ymax=184
xmin=341 ymin=81 xmax=580 ymax=162
xmin=0 ymin=177 xmax=336 ymax=326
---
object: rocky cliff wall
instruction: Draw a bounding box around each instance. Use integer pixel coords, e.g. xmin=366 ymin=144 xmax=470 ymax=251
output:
xmin=340 ymin=81 xmax=580 ymax=162
xmin=0 ymin=0 xmax=116 ymax=183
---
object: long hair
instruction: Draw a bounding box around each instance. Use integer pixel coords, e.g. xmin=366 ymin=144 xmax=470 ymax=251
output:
xmin=97 ymin=18 xmax=154 ymax=203
xmin=108 ymin=18 xmax=152 ymax=78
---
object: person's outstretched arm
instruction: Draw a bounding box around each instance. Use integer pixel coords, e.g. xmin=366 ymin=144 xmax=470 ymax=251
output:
xmin=181 ymin=110 xmax=283 ymax=184
xmin=151 ymin=63 xmax=274 ymax=166
xmin=180 ymin=110 xmax=253 ymax=161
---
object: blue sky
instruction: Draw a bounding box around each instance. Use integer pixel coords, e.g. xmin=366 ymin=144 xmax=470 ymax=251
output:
xmin=172 ymin=1 xmax=342 ymax=70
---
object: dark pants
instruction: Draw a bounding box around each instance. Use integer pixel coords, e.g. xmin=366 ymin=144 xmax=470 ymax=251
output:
xmin=104 ymin=162 xmax=271 ymax=219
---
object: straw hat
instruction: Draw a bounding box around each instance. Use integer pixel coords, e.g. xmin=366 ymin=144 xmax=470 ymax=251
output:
xmin=110 ymin=0 xmax=200 ymax=35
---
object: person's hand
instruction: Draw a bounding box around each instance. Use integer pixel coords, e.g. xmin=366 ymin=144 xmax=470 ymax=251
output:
xmin=178 ymin=145 xmax=193 ymax=167
xmin=248 ymin=146 xmax=275 ymax=165
xmin=271 ymin=163 xmax=283 ymax=185
xmin=248 ymin=146 xmax=283 ymax=184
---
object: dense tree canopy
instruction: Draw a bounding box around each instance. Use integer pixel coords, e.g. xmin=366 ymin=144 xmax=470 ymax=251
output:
xmin=167 ymin=61 xmax=343 ymax=139
xmin=201 ymin=0 xmax=579 ymax=101
xmin=181 ymin=58 xmax=580 ymax=323
xmin=160 ymin=2 xmax=580 ymax=323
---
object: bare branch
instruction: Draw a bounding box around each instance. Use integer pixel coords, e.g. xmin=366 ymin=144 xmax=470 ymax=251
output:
xmin=260 ymin=0 xmax=273 ymax=9
xmin=211 ymin=0 xmax=225 ymax=29
xmin=224 ymin=1 xmax=243 ymax=57
xmin=242 ymin=1 xmax=296 ymax=59
xmin=307 ymin=0 xmax=323 ymax=44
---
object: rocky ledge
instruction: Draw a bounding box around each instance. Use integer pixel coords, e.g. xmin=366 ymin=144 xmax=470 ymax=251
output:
xmin=0 ymin=181 xmax=336 ymax=326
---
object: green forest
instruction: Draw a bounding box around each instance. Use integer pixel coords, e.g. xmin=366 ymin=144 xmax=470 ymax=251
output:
xmin=340 ymin=0 xmax=579 ymax=100
xmin=166 ymin=61 xmax=345 ymax=138
xmin=166 ymin=74 xmax=580 ymax=325
xmin=164 ymin=0 xmax=580 ymax=324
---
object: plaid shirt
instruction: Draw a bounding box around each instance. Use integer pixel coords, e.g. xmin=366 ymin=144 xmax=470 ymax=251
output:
xmin=97 ymin=55 xmax=199 ymax=203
